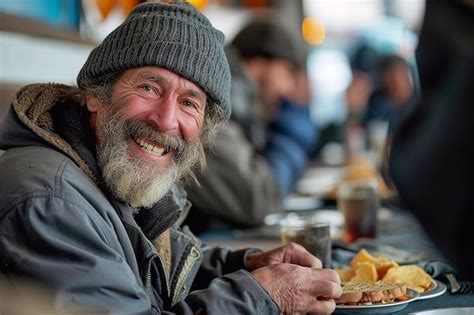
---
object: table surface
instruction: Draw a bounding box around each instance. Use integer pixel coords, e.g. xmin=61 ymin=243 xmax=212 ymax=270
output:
xmin=200 ymin=206 xmax=474 ymax=313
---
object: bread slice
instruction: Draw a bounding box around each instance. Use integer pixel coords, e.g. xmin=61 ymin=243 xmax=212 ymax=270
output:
xmin=336 ymin=281 xmax=407 ymax=305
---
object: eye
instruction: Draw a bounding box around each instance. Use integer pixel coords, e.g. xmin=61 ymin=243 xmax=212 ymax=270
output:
xmin=182 ymin=100 xmax=198 ymax=109
xmin=142 ymin=85 xmax=154 ymax=93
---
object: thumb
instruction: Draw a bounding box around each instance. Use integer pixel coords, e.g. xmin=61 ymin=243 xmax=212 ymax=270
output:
xmin=283 ymin=243 xmax=322 ymax=268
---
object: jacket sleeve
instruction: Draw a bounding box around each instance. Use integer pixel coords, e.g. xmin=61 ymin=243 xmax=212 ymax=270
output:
xmin=172 ymin=270 xmax=279 ymax=315
xmin=189 ymin=244 xmax=261 ymax=290
xmin=0 ymin=196 xmax=153 ymax=314
xmin=186 ymin=121 xmax=282 ymax=227
xmin=388 ymin=0 xmax=474 ymax=279
xmin=1 ymin=196 xmax=278 ymax=315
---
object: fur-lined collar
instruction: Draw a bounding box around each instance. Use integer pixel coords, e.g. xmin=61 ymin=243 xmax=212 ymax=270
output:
xmin=11 ymin=83 xmax=99 ymax=184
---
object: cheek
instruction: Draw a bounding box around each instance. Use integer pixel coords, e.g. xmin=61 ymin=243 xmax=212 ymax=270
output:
xmin=277 ymin=71 xmax=294 ymax=94
xmin=266 ymin=69 xmax=290 ymax=95
xmin=180 ymin=113 xmax=204 ymax=143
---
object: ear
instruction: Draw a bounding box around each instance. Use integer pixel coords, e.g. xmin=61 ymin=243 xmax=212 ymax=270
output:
xmin=86 ymin=94 xmax=101 ymax=113
xmin=85 ymin=94 xmax=101 ymax=132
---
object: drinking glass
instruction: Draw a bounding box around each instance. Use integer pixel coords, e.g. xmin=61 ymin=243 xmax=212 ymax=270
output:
xmin=280 ymin=214 xmax=332 ymax=267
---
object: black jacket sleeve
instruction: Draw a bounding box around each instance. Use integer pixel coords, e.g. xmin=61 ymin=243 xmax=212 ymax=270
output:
xmin=388 ymin=0 xmax=474 ymax=279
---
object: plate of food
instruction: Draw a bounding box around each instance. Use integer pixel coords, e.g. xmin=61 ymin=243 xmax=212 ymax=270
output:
xmin=335 ymin=283 xmax=419 ymax=314
xmin=296 ymin=167 xmax=343 ymax=197
xmin=418 ymin=279 xmax=447 ymax=300
xmin=334 ymin=249 xmax=441 ymax=312
xmin=296 ymin=156 xmax=395 ymax=200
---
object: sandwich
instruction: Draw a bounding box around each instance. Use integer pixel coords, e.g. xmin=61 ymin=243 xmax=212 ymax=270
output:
xmin=336 ymin=281 xmax=408 ymax=305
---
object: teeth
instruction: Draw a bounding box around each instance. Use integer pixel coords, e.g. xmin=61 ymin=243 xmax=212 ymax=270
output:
xmin=135 ymin=137 xmax=165 ymax=156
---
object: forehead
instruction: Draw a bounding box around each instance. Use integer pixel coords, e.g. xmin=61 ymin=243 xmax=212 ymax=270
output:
xmin=122 ymin=66 xmax=206 ymax=94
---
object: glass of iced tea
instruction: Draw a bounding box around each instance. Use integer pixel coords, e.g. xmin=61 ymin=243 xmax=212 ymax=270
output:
xmin=337 ymin=179 xmax=379 ymax=243
xmin=280 ymin=214 xmax=332 ymax=267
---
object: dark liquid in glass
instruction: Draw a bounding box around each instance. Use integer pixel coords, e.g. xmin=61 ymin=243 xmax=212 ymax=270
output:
xmin=338 ymin=189 xmax=379 ymax=243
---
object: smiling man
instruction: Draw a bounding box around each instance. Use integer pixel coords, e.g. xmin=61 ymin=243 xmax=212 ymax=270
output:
xmin=89 ymin=67 xmax=208 ymax=209
xmin=0 ymin=1 xmax=340 ymax=314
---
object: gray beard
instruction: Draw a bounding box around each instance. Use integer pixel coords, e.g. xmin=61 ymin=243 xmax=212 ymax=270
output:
xmin=97 ymin=115 xmax=200 ymax=209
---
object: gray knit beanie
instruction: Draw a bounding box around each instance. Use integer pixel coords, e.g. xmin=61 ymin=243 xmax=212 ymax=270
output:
xmin=77 ymin=0 xmax=231 ymax=121
xmin=232 ymin=18 xmax=306 ymax=69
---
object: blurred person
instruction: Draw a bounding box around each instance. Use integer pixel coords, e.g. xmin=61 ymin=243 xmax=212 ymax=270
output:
xmin=389 ymin=0 xmax=474 ymax=279
xmin=267 ymin=67 xmax=319 ymax=196
xmin=345 ymin=43 xmax=379 ymax=125
xmin=344 ymin=55 xmax=415 ymax=159
xmin=0 ymin=1 xmax=341 ymax=313
xmin=362 ymin=54 xmax=415 ymax=126
xmin=343 ymin=44 xmax=379 ymax=156
xmin=185 ymin=17 xmax=318 ymax=233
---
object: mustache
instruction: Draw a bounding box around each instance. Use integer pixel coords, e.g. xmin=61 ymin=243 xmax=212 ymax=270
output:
xmin=123 ymin=118 xmax=186 ymax=159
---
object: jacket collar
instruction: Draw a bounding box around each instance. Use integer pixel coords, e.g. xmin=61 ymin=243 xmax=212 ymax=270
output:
xmin=5 ymin=83 xmax=187 ymax=238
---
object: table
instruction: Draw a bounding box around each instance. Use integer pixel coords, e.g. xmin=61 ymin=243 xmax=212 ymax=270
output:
xmin=200 ymin=207 xmax=474 ymax=313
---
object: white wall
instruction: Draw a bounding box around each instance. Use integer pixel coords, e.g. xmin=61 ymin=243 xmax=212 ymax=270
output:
xmin=0 ymin=31 xmax=93 ymax=86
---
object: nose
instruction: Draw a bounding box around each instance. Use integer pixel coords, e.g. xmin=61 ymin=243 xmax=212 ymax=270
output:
xmin=146 ymin=94 xmax=179 ymax=132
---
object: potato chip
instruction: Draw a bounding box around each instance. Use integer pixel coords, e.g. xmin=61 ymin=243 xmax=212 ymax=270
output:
xmin=336 ymin=267 xmax=355 ymax=283
xmin=349 ymin=249 xmax=376 ymax=267
xmin=382 ymin=265 xmax=432 ymax=292
xmin=348 ymin=262 xmax=378 ymax=283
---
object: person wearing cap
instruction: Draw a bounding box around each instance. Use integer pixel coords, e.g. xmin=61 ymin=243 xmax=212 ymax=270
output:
xmin=185 ymin=17 xmax=318 ymax=233
xmin=0 ymin=1 xmax=340 ymax=314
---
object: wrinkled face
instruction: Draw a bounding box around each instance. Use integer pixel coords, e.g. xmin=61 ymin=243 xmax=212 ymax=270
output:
xmin=87 ymin=66 xmax=206 ymax=208
xmin=257 ymin=59 xmax=295 ymax=121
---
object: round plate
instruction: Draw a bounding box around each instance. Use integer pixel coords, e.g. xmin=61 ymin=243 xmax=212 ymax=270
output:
xmin=335 ymin=288 xmax=419 ymax=314
xmin=296 ymin=167 xmax=343 ymax=196
xmin=418 ymin=279 xmax=447 ymax=300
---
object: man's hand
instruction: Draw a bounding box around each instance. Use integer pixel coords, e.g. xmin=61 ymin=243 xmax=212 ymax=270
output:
xmin=251 ymin=263 xmax=341 ymax=314
xmin=245 ymin=243 xmax=322 ymax=271
xmin=246 ymin=243 xmax=342 ymax=314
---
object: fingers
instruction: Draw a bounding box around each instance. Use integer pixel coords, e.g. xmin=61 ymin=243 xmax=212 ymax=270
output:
xmin=313 ymin=268 xmax=341 ymax=285
xmin=306 ymin=270 xmax=342 ymax=314
xmin=252 ymin=263 xmax=342 ymax=314
xmin=310 ymin=298 xmax=337 ymax=314
xmin=281 ymin=243 xmax=323 ymax=268
xmin=312 ymin=279 xmax=343 ymax=299
xmin=298 ymin=269 xmax=342 ymax=314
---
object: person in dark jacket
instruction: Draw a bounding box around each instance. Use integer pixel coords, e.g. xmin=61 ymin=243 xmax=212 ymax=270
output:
xmin=185 ymin=17 xmax=318 ymax=233
xmin=0 ymin=1 xmax=341 ymax=314
xmin=363 ymin=54 xmax=414 ymax=126
xmin=388 ymin=0 xmax=474 ymax=280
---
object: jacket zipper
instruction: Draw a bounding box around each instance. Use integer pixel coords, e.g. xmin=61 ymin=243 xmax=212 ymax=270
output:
xmin=145 ymin=253 xmax=159 ymax=308
xmin=171 ymin=246 xmax=201 ymax=306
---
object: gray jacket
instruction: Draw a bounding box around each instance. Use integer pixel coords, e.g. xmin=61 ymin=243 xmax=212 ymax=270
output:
xmin=0 ymin=84 xmax=279 ymax=314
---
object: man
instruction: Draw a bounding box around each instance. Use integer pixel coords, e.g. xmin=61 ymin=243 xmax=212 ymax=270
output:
xmin=388 ymin=0 xmax=474 ymax=280
xmin=0 ymin=1 xmax=340 ymax=314
xmin=363 ymin=54 xmax=414 ymax=126
xmin=185 ymin=17 xmax=318 ymax=233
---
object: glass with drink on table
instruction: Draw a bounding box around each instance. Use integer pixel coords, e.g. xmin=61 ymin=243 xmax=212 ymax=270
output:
xmin=280 ymin=214 xmax=332 ymax=267
xmin=337 ymin=179 xmax=379 ymax=243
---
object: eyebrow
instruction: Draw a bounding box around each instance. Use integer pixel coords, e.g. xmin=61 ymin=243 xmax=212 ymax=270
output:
xmin=141 ymin=72 xmax=166 ymax=84
xmin=183 ymin=89 xmax=207 ymax=106
xmin=141 ymin=71 xmax=207 ymax=105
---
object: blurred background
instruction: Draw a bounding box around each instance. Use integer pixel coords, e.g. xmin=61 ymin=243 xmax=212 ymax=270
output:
xmin=0 ymin=0 xmax=424 ymax=156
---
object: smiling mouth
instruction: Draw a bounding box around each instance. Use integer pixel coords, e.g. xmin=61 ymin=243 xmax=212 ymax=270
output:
xmin=133 ymin=137 xmax=169 ymax=157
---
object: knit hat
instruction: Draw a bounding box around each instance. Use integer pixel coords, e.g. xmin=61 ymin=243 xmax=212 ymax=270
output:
xmin=77 ymin=0 xmax=231 ymax=121
xmin=231 ymin=18 xmax=306 ymax=69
